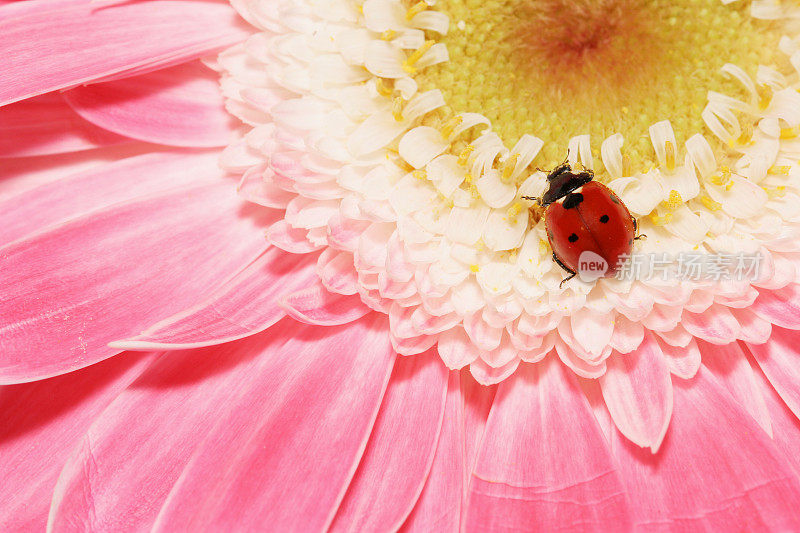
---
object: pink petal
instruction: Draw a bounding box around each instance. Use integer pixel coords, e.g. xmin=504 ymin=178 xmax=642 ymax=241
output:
xmin=318 ymin=249 xmax=359 ymax=296
xmin=681 ymin=305 xmax=741 ymax=344
xmin=48 ymin=335 xmax=276 ymax=531
xmin=62 ymin=61 xmax=237 ymax=148
xmin=0 ymin=351 xmax=154 ymax=531
xmin=641 ymin=303 xmax=683 ymax=332
xmin=569 ymin=308 xmax=614 ymax=358
xmin=751 ymin=284 xmax=800 ymax=329
xmin=609 ymin=283 xmax=654 ymax=321
xmin=0 ymin=92 xmax=126 ymax=157
xmin=0 ymin=158 xmax=269 ymax=383
xmin=1 ymin=150 xmax=219 ymax=244
xmin=614 ymin=366 xmax=800 ymax=530
xmin=411 ymin=308 xmax=461 ymax=336
xmin=746 ymin=327 xmax=800 ymax=421
xmin=700 ymin=340 xmax=772 ymax=436
xmin=555 ymin=339 xmax=607 ymax=378
xmin=237 ymin=166 xmax=295 ymax=209
xmin=148 ymin=316 xmax=396 ymax=531
xmin=328 ymin=214 xmax=372 ymax=252
xmin=468 ymin=357 xmax=520 ymax=386
xmin=49 ymin=317 xmax=396 ymax=532
xmin=267 ymin=219 xmax=323 ymax=253
xmin=391 ymin=332 xmax=439 ymax=356
xmin=0 ymin=0 xmax=250 ymax=106
xmin=751 ymin=363 xmax=800 ymax=476
xmin=599 ymin=333 xmax=673 ymax=451
xmin=437 ymin=327 xmax=480 ymax=370
xmin=609 ymin=314 xmax=645 ymax=354
xmin=480 ymin=341 xmax=519 ymax=369
xmin=460 ymin=372 xmax=497 ymax=523
xmin=400 ymin=372 xmax=463 ymax=533
xmin=730 ymin=307 xmax=772 ymax=344
xmin=0 ymin=143 xmax=157 ymax=201
xmin=111 ymin=248 xmax=317 ymax=350
xmin=465 ymin=357 xmax=632 ymax=531
xmin=460 ymin=371 xmax=497 ymax=477
xmin=280 ymin=282 xmax=371 ymax=326
xmin=578 ymin=377 xmax=617 ymax=446
xmin=657 ymin=337 xmax=700 ymax=379
xmin=387 ymin=306 xmax=438 ymax=356
xmin=463 ymin=313 xmax=503 ymax=352
xmin=329 ymin=350 xmax=448 ymax=531
xmin=654 ymin=323 xmax=693 ymax=347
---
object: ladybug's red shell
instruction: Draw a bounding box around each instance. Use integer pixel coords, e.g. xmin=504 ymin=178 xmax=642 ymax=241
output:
xmin=544 ymin=181 xmax=635 ymax=275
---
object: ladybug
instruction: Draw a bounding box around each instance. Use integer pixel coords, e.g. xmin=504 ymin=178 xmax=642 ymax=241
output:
xmin=523 ymin=161 xmax=642 ymax=286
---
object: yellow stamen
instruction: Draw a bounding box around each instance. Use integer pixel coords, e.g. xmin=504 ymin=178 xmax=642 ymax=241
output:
xmin=758 ymin=85 xmax=773 ymax=111
xmin=502 ymin=154 xmax=520 ymax=181
xmin=392 ymin=96 xmax=405 ymax=122
xmin=412 ymin=170 xmax=427 ymax=180
xmin=403 ymin=40 xmax=435 ymax=75
xmin=469 ymin=264 xmax=481 ymax=273
xmin=665 ymin=190 xmax=682 ymax=210
xmin=651 ymin=213 xmax=673 ymax=226
xmin=506 ymin=202 xmax=523 ymax=219
xmin=769 ymin=165 xmax=791 ymax=175
xmin=765 ymin=186 xmax=786 ymax=198
xmin=622 ymin=154 xmax=631 ymax=177
xmin=458 ymin=145 xmax=475 ymax=166
xmin=406 ymin=1 xmax=428 ymax=20
xmin=781 ymin=127 xmax=798 ymax=140
xmin=734 ymin=122 xmax=754 ymax=147
xmin=375 ymin=78 xmax=393 ymax=98
xmin=469 ymin=183 xmax=480 ymax=198
xmin=664 ymin=141 xmax=676 ymax=172
xmin=700 ymin=195 xmax=722 ymax=211
xmin=709 ymin=175 xmax=726 ymax=186
xmin=380 ymin=30 xmax=396 ymax=41
xmin=710 ymin=165 xmax=731 ymax=187
xmin=440 ymin=115 xmax=463 ymax=139
xmin=538 ymin=240 xmax=549 ymax=256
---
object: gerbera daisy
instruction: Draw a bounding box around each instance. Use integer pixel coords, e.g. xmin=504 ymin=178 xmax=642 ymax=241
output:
xmin=5 ymin=0 xmax=800 ymax=530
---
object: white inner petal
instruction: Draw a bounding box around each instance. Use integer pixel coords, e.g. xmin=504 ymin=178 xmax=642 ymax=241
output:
xmin=221 ymin=0 xmax=800 ymax=382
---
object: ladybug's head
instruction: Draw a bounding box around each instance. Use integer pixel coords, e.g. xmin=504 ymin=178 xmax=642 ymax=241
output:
xmin=539 ymin=164 xmax=594 ymax=207
xmin=546 ymin=162 xmax=571 ymax=181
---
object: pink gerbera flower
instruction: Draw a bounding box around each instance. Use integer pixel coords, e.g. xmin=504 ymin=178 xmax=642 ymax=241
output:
xmin=5 ymin=0 xmax=800 ymax=530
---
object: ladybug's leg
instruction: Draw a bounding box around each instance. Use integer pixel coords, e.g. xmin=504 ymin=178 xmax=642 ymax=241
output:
xmin=521 ymin=195 xmax=545 ymax=209
xmin=552 ymin=253 xmax=577 ymax=288
xmin=632 ymin=217 xmax=647 ymax=241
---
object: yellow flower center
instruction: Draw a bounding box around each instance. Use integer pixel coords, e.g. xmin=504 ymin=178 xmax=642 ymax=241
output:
xmin=416 ymin=0 xmax=785 ymax=172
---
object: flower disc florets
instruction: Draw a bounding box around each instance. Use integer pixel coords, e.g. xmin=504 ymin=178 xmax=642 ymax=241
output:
xmin=221 ymin=0 xmax=800 ymax=384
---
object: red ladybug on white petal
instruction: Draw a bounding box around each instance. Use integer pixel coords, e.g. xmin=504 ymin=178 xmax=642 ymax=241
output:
xmin=524 ymin=162 xmax=643 ymax=286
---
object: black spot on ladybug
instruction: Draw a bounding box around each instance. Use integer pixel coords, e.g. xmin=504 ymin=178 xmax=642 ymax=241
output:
xmin=600 ymin=214 xmax=610 ymax=223
xmin=562 ymin=193 xmax=584 ymax=210
xmin=568 ymin=233 xmax=579 ymax=243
